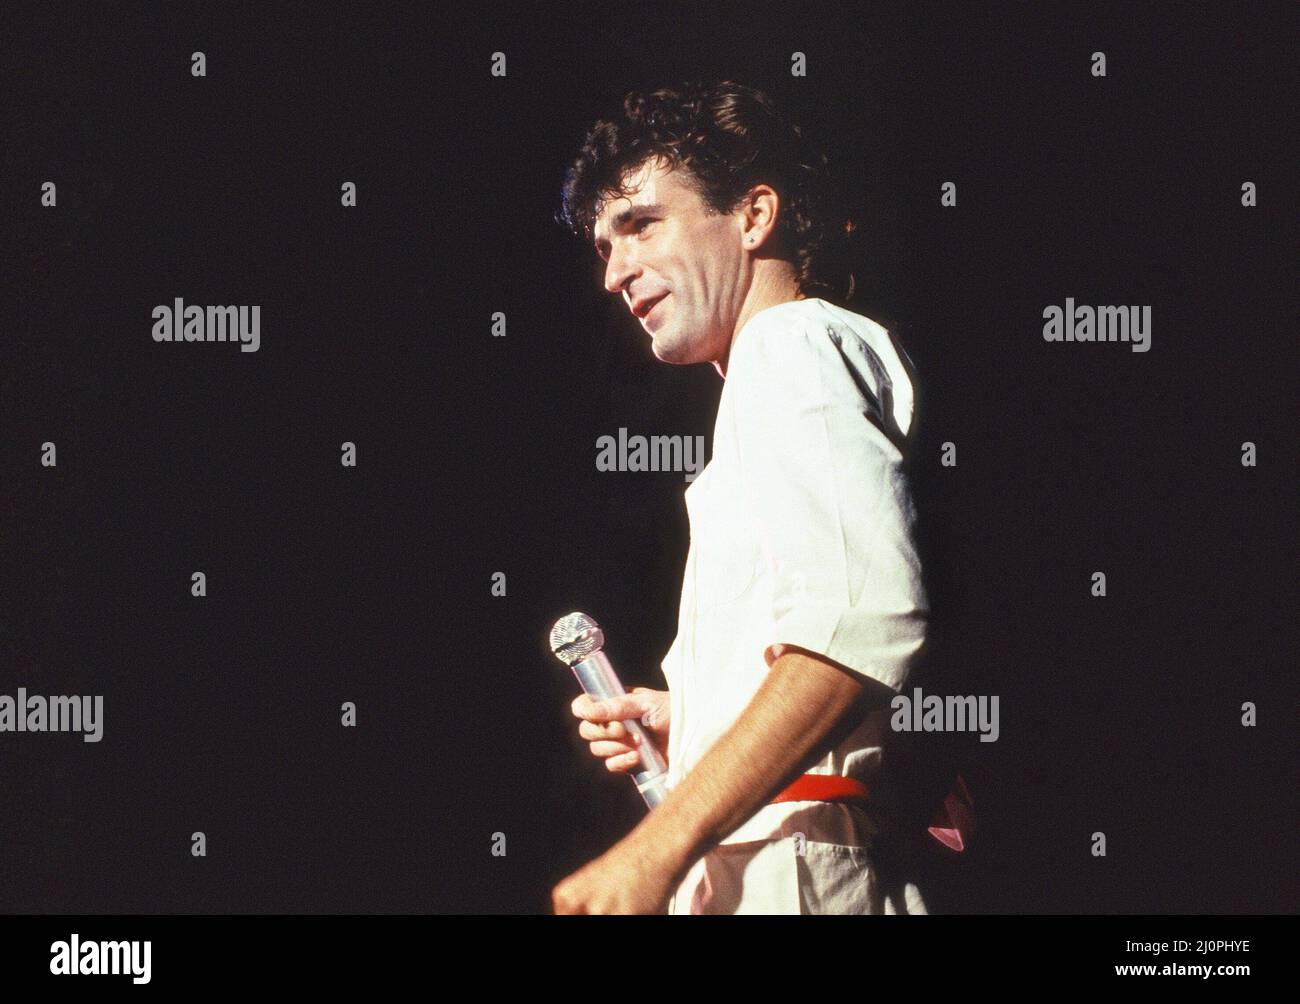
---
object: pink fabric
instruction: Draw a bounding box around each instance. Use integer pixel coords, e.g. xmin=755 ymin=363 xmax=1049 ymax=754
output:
xmin=927 ymin=772 xmax=976 ymax=852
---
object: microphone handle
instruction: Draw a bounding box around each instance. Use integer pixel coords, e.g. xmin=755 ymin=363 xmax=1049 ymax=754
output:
xmin=569 ymin=650 xmax=669 ymax=810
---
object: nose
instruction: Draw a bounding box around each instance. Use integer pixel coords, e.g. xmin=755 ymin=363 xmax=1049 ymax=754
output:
xmin=603 ymin=242 xmax=640 ymax=297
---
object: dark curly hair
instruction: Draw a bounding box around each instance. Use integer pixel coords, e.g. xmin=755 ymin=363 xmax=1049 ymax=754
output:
xmin=556 ymin=80 xmax=863 ymax=305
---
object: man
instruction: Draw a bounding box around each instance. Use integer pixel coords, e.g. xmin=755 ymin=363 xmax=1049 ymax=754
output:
xmin=551 ymin=81 xmax=930 ymax=915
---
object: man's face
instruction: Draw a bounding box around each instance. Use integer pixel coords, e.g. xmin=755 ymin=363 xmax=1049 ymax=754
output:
xmin=592 ymin=158 xmax=748 ymax=366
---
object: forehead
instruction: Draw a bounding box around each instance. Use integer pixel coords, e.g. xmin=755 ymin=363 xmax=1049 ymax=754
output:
xmin=592 ymin=159 xmax=698 ymax=237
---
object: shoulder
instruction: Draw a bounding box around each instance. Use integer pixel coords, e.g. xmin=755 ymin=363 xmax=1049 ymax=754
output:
xmin=732 ymin=298 xmax=895 ymax=375
xmin=728 ymin=298 xmax=917 ymax=445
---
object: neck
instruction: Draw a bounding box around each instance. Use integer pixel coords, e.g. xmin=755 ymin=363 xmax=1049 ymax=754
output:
xmin=715 ymin=268 xmax=805 ymax=378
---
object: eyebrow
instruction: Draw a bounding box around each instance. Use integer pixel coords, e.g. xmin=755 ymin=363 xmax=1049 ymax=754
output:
xmin=593 ymin=203 xmax=668 ymax=255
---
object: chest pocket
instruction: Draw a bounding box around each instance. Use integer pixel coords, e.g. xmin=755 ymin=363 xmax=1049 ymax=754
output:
xmin=686 ymin=463 xmax=762 ymax=610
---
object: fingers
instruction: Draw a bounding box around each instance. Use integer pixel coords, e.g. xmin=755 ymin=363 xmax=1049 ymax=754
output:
xmin=569 ymin=692 xmax=661 ymax=774
xmin=585 ymin=737 xmax=632 ymax=756
xmin=601 ymin=749 xmax=641 ymax=772
xmin=571 ymin=692 xmax=648 ymax=724
xmin=577 ymin=718 xmax=640 ymax=742
xmin=584 ymin=739 xmax=640 ymax=771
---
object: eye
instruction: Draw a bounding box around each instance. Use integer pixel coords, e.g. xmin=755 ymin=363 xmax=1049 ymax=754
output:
xmin=635 ymin=218 xmax=656 ymax=234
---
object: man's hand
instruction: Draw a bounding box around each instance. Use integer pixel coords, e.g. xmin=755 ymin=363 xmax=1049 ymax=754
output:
xmin=551 ymin=830 xmax=683 ymax=915
xmin=571 ymin=687 xmax=670 ymax=774
xmin=555 ymin=648 xmax=878 ymax=915
xmin=556 ymin=687 xmax=677 ymax=913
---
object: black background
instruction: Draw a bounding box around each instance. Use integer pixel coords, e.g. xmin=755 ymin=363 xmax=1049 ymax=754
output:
xmin=1 ymin=1 xmax=1291 ymax=914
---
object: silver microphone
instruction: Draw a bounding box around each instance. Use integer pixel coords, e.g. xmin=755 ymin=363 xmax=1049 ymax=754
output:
xmin=549 ymin=611 xmax=669 ymax=809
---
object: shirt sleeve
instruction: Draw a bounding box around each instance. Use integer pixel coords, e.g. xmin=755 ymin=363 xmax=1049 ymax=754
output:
xmin=728 ymin=321 xmax=928 ymax=692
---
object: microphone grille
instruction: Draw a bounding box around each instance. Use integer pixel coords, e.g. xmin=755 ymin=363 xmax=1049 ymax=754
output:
xmin=549 ymin=611 xmax=605 ymax=666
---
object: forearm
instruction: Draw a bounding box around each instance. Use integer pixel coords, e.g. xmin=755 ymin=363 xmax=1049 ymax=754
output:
xmin=628 ymin=647 xmax=878 ymax=884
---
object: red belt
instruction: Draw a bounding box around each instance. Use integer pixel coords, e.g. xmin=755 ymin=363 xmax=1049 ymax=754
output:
xmin=769 ymin=772 xmax=975 ymax=853
xmin=771 ymin=773 xmax=871 ymax=804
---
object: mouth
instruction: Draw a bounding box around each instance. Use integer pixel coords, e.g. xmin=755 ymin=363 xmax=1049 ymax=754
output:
xmin=638 ymin=294 xmax=668 ymax=326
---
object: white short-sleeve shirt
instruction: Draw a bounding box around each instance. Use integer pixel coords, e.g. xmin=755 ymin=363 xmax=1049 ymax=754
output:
xmin=659 ymin=297 xmax=929 ymax=909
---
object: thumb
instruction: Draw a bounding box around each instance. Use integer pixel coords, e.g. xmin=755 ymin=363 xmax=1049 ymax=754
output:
xmin=630 ymin=688 xmax=667 ymax=730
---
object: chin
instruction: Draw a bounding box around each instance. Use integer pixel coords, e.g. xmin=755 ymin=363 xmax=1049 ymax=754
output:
xmin=650 ymin=335 xmax=687 ymax=364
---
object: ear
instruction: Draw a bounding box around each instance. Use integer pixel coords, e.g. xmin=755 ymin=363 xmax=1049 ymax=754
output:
xmin=740 ymin=184 xmax=782 ymax=247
